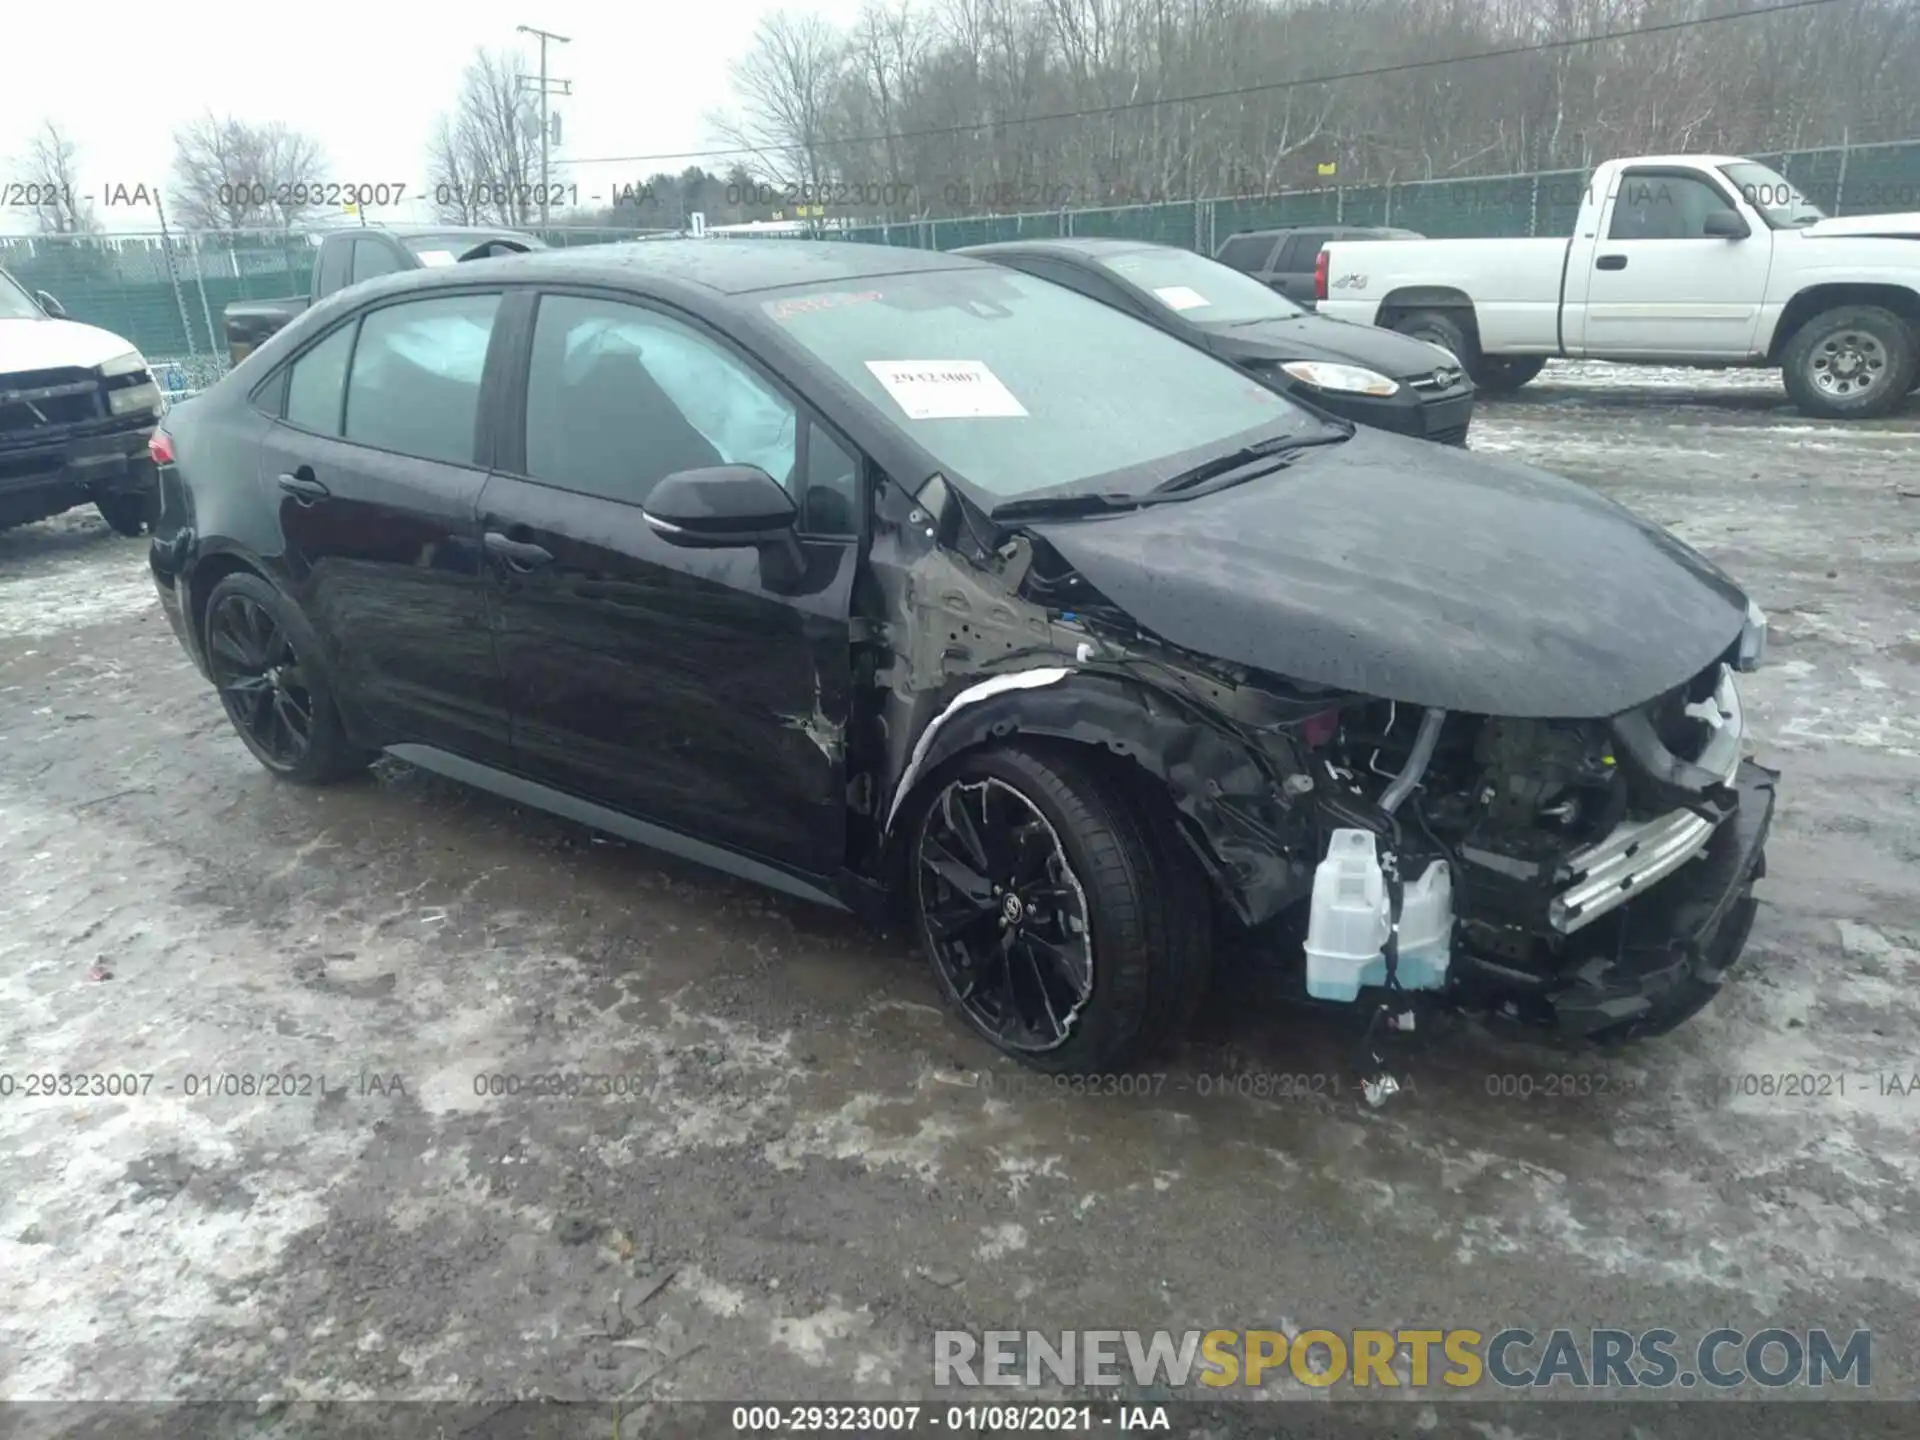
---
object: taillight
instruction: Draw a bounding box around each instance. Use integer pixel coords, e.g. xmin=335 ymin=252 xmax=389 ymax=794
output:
xmin=1313 ymin=248 xmax=1330 ymax=302
xmin=148 ymin=431 xmax=175 ymax=465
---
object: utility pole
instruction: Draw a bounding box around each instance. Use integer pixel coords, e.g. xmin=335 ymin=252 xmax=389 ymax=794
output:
xmin=515 ymin=24 xmax=572 ymax=228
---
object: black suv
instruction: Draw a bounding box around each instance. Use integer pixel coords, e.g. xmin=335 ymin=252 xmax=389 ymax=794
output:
xmin=1215 ymin=226 xmax=1423 ymax=307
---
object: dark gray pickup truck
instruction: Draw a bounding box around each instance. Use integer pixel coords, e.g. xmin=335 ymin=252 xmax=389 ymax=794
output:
xmin=223 ymin=225 xmax=546 ymax=365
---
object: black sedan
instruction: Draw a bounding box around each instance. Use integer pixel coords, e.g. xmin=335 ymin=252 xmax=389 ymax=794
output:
xmin=148 ymin=240 xmax=1774 ymax=1075
xmin=958 ymin=237 xmax=1476 ymax=445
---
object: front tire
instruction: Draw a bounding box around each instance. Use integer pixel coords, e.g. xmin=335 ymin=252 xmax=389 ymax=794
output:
xmin=202 ymin=571 xmax=372 ymax=785
xmin=908 ymin=744 xmax=1210 ymax=1073
xmin=1781 ymin=305 xmax=1917 ymax=419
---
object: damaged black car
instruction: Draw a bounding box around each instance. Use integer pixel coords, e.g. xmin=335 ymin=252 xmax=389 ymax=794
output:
xmin=146 ymin=241 xmax=1776 ymax=1074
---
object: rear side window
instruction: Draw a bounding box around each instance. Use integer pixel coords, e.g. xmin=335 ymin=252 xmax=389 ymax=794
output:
xmin=1215 ymin=234 xmax=1276 ymax=272
xmin=342 ymin=292 xmax=501 ymax=465
xmin=1276 ymin=232 xmax=1328 ymax=271
xmin=314 ymin=240 xmax=351 ymax=297
xmin=350 ymin=238 xmax=406 ymax=287
xmin=283 ymin=323 xmax=355 ymax=435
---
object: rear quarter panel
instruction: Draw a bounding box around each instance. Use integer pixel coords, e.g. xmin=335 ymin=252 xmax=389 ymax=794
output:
xmin=1318 ymin=237 xmax=1571 ymax=352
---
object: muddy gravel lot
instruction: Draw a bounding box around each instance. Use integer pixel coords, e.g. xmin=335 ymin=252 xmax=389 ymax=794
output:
xmin=2 ymin=364 xmax=1918 ymax=1438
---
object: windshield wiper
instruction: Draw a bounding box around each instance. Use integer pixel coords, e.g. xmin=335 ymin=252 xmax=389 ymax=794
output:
xmin=989 ymin=426 xmax=1351 ymax=522
xmin=990 ymin=489 xmax=1144 ymax=521
xmin=1149 ymin=427 xmax=1350 ymax=496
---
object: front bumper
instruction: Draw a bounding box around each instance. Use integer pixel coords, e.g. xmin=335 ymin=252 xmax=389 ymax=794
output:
xmin=1305 ymin=384 xmax=1475 ymax=446
xmin=0 ymin=416 xmax=159 ymax=520
xmin=1492 ymin=757 xmax=1777 ymax=1043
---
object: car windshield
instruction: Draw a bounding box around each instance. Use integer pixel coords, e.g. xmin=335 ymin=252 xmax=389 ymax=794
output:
xmin=1097 ymin=248 xmax=1308 ymax=324
xmin=1719 ymin=162 xmax=1827 ymax=228
xmin=0 ymin=271 xmax=44 ymax=320
xmin=760 ymin=267 xmax=1311 ymax=500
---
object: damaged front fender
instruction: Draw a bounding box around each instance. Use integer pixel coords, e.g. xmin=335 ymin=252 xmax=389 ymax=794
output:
xmin=881 ymin=667 xmax=1317 ymax=926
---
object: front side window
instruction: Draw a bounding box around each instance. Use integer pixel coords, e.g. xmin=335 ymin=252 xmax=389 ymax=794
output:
xmin=1608 ymin=173 xmax=1739 ymax=240
xmin=526 ymin=293 xmax=798 ymax=505
xmin=283 ymin=323 xmax=356 ymax=435
xmin=762 ymin=266 xmax=1310 ymax=502
xmin=342 ymin=291 xmax=500 ymax=465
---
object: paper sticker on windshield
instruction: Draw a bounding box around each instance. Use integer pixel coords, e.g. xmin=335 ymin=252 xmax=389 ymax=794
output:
xmin=865 ymin=360 xmax=1027 ymax=419
xmin=415 ymin=250 xmax=457 ymax=267
xmin=1153 ymin=285 xmax=1210 ymax=311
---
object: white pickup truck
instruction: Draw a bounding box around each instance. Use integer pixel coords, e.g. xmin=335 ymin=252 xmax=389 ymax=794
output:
xmin=1316 ymin=153 xmax=1920 ymax=419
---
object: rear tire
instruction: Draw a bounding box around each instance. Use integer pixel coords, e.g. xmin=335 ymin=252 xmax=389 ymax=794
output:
xmin=95 ymin=491 xmax=152 ymax=537
xmin=1473 ymin=356 xmax=1546 ymax=394
xmin=907 ymin=743 xmax=1211 ymax=1073
xmin=202 ymin=572 xmax=372 ymax=786
xmin=1781 ymin=305 xmax=1917 ymax=419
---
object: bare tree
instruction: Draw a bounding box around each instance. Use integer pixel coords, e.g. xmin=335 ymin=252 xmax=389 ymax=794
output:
xmin=170 ymin=113 xmax=329 ymax=231
xmin=424 ymin=48 xmax=541 ymax=226
xmin=707 ymin=0 xmax=1920 ymax=222
xmin=709 ymin=12 xmax=850 ymax=194
xmin=14 ymin=119 xmax=98 ymax=234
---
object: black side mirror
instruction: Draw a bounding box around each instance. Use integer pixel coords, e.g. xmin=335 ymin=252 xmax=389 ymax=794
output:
xmin=1702 ymin=210 xmax=1749 ymax=239
xmin=35 ymin=290 xmax=66 ymax=318
xmin=643 ymin=465 xmax=797 ymax=549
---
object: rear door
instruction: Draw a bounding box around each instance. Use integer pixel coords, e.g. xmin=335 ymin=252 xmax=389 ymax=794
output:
xmin=477 ymin=287 xmax=859 ymax=874
xmin=1272 ymin=231 xmax=1330 ymax=303
xmin=258 ymin=288 xmax=510 ymax=760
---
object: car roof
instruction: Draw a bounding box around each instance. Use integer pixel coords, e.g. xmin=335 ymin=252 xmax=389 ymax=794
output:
xmin=1221 ymin=225 xmax=1403 ymax=240
xmin=365 ymin=223 xmax=538 ymax=239
xmin=391 ymin=238 xmax=984 ymax=299
xmin=958 ymin=237 xmax=1173 ymax=262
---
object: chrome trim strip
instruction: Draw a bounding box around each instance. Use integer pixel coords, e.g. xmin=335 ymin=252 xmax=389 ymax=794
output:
xmin=1549 ymin=666 xmax=1743 ymax=935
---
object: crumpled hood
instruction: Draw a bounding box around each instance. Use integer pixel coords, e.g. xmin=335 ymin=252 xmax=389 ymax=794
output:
xmin=1199 ymin=313 xmax=1460 ymax=380
xmin=1027 ymin=426 xmax=1749 ymax=719
xmin=0 ymin=316 xmax=142 ymax=374
xmin=1797 ymin=212 xmax=1920 ymax=239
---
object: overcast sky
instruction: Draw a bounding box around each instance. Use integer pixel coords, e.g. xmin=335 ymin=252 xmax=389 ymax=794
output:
xmin=0 ymin=0 xmax=865 ymax=236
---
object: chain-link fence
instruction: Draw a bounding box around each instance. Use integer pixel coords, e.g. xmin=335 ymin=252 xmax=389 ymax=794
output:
xmin=820 ymin=135 xmax=1920 ymax=253
xmin=0 ymin=224 xmax=664 ymax=401
xmin=8 ymin=136 xmax=1916 ymax=397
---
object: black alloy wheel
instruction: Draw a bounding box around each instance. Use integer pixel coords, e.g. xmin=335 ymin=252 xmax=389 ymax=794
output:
xmin=201 ymin=572 xmax=372 ymax=785
xmin=909 ymin=744 xmax=1212 ymax=1071
xmin=208 ymin=591 xmax=315 ymax=772
xmin=918 ymin=776 xmax=1095 ymax=1053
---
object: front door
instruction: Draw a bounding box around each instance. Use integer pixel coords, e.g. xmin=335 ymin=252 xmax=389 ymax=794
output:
xmin=479 ymin=289 xmax=860 ymax=875
xmin=261 ymin=291 xmax=509 ymax=761
xmin=1565 ymin=168 xmax=1774 ymax=359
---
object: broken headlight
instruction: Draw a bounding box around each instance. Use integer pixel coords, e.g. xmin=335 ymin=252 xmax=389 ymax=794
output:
xmin=1735 ymin=598 xmax=1768 ymax=673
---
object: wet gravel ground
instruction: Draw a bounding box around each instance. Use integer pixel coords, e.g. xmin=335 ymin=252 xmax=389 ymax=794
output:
xmin=2 ymin=364 xmax=1918 ymax=1436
